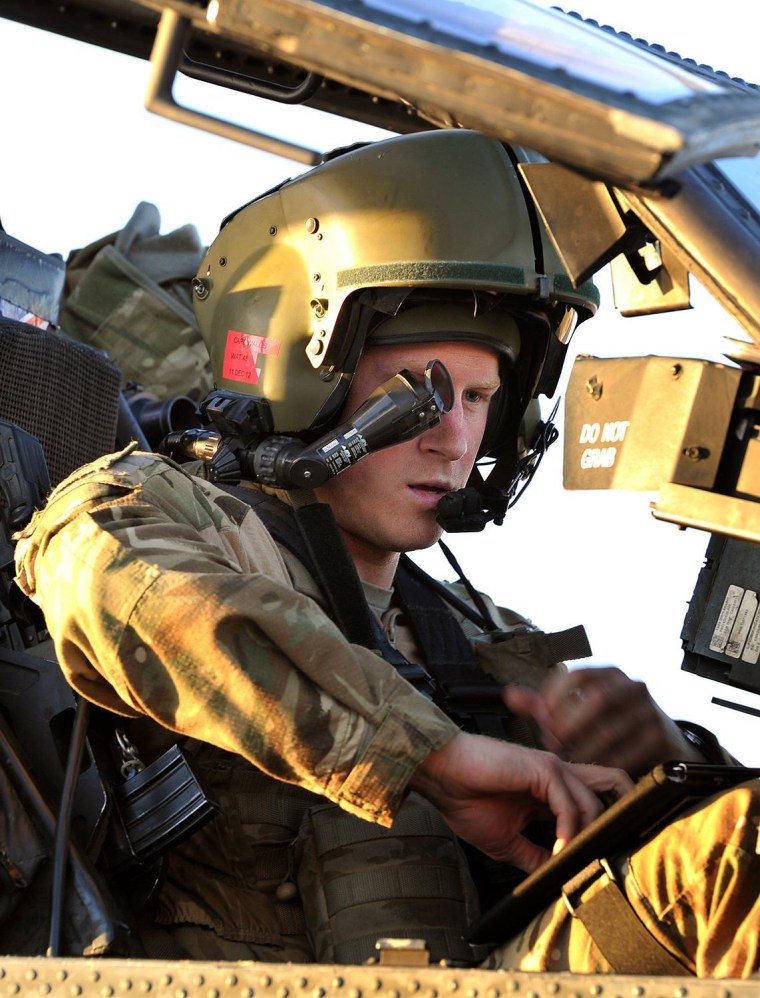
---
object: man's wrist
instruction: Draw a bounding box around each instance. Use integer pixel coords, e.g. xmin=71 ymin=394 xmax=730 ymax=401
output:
xmin=675 ymin=721 xmax=728 ymax=765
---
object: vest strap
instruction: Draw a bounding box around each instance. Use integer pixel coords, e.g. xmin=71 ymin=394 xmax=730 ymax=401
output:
xmin=292 ymin=501 xmax=377 ymax=649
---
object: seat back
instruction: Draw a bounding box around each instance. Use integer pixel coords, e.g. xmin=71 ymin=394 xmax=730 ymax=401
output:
xmin=0 ymin=317 xmax=122 ymax=487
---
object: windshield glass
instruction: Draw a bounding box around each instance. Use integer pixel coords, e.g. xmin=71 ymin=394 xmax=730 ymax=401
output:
xmin=717 ymin=155 xmax=760 ymax=215
xmin=362 ymin=0 xmax=728 ymax=100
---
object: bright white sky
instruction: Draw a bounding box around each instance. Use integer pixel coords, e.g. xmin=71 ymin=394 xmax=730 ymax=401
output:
xmin=1 ymin=0 xmax=758 ymax=761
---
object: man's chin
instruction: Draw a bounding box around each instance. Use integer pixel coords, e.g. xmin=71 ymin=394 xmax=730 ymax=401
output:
xmin=399 ymin=523 xmax=445 ymax=554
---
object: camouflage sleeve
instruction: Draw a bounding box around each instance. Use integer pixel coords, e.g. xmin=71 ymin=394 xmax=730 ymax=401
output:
xmin=14 ymin=448 xmax=458 ymax=827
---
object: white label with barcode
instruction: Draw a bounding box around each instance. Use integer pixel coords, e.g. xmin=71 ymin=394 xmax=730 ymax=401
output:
xmin=726 ymin=589 xmax=758 ymax=659
xmin=740 ymin=598 xmax=760 ymax=664
xmin=710 ymin=584 xmax=745 ymax=654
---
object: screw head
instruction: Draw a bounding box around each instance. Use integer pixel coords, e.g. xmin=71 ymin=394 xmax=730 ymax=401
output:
xmin=192 ymin=277 xmax=210 ymax=300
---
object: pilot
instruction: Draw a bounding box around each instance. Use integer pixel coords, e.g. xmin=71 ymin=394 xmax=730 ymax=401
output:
xmin=14 ymin=130 xmax=757 ymax=977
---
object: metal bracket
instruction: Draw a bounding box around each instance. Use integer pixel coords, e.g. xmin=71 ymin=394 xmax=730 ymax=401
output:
xmin=372 ymin=938 xmax=431 ymax=967
xmin=145 ymin=8 xmax=323 ymax=165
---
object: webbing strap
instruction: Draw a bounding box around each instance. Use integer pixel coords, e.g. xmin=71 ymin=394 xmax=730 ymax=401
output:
xmin=291 ymin=502 xmax=378 ymax=649
xmin=563 ymin=859 xmax=692 ymax=976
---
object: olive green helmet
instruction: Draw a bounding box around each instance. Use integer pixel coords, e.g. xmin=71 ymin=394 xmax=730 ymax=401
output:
xmin=192 ymin=129 xmax=598 ymax=519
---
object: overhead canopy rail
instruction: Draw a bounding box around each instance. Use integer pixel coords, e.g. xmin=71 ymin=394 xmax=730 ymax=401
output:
xmin=5 ymin=0 xmax=760 ymax=185
xmin=172 ymin=0 xmax=760 ymax=185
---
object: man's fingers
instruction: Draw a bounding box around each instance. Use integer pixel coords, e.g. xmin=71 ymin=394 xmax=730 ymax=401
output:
xmin=543 ymin=757 xmax=633 ymax=850
xmin=502 ymin=686 xmax=541 ymax=717
xmin=569 ymin=761 xmax=633 ymax=798
xmin=507 ymin=834 xmax=552 ymax=875
xmin=547 ymin=767 xmax=601 ymax=847
xmin=502 ymin=687 xmax=561 ymax=752
xmin=540 ymin=669 xmax=656 ymax=766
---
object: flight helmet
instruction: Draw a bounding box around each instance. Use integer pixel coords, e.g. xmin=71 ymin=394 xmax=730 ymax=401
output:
xmin=192 ymin=129 xmax=598 ymax=525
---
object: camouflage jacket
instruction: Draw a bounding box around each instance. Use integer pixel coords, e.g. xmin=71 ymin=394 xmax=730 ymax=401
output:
xmin=14 ymin=446 xmax=458 ymax=828
xmin=11 ymin=446 xmax=574 ymax=958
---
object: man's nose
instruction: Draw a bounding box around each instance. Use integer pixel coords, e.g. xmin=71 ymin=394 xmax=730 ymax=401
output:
xmin=419 ymin=403 xmax=469 ymax=461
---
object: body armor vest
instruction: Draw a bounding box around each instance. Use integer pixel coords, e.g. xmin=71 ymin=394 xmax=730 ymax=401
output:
xmin=135 ymin=486 xmax=579 ymax=964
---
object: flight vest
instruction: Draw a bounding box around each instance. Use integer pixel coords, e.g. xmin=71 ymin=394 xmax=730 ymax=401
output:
xmin=138 ymin=486 xmax=701 ymax=974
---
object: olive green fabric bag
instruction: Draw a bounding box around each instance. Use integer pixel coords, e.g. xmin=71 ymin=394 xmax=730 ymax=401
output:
xmin=59 ymin=202 xmax=212 ymax=401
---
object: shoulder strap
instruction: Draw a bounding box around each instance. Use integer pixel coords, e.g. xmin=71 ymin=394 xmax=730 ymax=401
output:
xmin=292 ymin=501 xmax=379 ymax=650
xmin=395 ymin=556 xmax=479 ymax=673
xmin=222 ymin=488 xmax=450 ymax=700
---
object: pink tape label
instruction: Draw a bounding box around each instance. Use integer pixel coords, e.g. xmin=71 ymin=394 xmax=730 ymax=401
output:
xmin=222 ymin=330 xmax=281 ymax=385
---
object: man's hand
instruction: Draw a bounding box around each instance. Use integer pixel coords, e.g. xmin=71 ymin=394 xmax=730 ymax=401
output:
xmin=504 ymin=666 xmax=706 ymax=776
xmin=410 ymin=731 xmax=631 ymax=873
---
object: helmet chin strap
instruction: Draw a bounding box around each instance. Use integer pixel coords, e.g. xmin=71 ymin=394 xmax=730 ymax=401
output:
xmin=436 ymin=398 xmax=560 ymax=532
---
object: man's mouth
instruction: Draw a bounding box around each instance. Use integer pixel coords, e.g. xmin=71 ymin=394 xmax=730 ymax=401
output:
xmin=411 ymin=483 xmax=451 ymax=495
